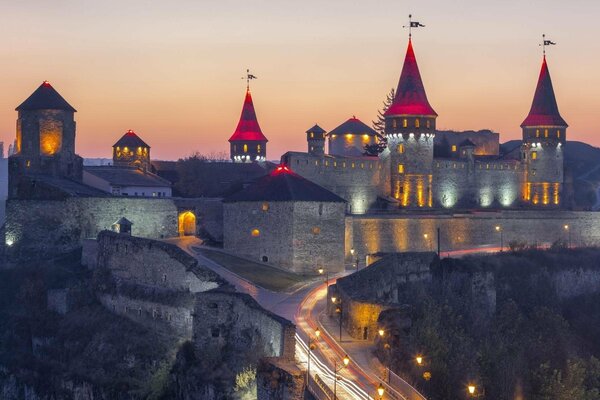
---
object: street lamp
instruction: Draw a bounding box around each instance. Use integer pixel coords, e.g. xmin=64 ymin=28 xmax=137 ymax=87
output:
xmin=495 ymin=225 xmax=503 ymax=252
xmin=468 ymin=384 xmax=477 ymax=397
xmin=332 ymin=296 xmax=343 ymax=342
xmin=416 ymin=355 xmax=423 ymax=366
xmin=564 ymin=224 xmax=571 ymax=248
xmin=377 ymin=383 xmax=385 ymax=399
xmin=318 ymin=267 xmax=330 ymax=309
xmin=333 ymin=355 xmax=350 ymax=400
xmin=424 ymin=233 xmax=430 ymax=251
xmin=307 ymin=328 xmax=320 ymax=386
xmin=378 ymin=329 xmax=391 ymax=383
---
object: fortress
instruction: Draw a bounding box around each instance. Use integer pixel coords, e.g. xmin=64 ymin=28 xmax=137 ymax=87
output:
xmin=1 ymin=34 xmax=598 ymax=275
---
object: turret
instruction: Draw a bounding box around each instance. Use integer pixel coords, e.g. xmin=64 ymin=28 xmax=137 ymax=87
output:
xmin=521 ymin=55 xmax=567 ymax=206
xmin=113 ymin=129 xmax=151 ymax=171
xmin=229 ymin=89 xmax=268 ymax=162
xmin=306 ymin=124 xmax=326 ymax=156
xmin=384 ymin=39 xmax=437 ymax=207
xmin=9 ymin=81 xmax=83 ymax=197
xmin=328 ymin=117 xmax=377 ymax=157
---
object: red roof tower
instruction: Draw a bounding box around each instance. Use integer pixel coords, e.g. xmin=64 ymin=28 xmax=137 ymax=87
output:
xmin=385 ymin=39 xmax=437 ymax=118
xmin=521 ymin=56 xmax=568 ymax=128
xmin=229 ymin=89 xmax=268 ymax=162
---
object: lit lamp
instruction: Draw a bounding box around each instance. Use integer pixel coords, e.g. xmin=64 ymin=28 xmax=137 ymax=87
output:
xmin=332 ymin=296 xmax=343 ymax=342
xmin=377 ymin=383 xmax=385 ymax=399
xmin=416 ymin=355 xmax=423 ymax=366
xmin=468 ymin=384 xmax=476 ymax=396
xmin=307 ymin=328 xmax=320 ymax=387
xmin=378 ymin=328 xmax=391 ymax=383
xmin=495 ymin=225 xmax=503 ymax=252
xmin=333 ymin=355 xmax=351 ymax=400
xmin=564 ymin=224 xmax=571 ymax=248
xmin=318 ymin=266 xmax=330 ymax=309
xmin=423 ymin=233 xmax=430 ymax=251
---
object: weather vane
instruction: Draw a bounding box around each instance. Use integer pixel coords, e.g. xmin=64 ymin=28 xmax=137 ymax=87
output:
xmin=403 ymin=14 xmax=425 ymax=38
xmin=242 ymin=69 xmax=257 ymax=90
xmin=540 ymin=34 xmax=556 ymax=56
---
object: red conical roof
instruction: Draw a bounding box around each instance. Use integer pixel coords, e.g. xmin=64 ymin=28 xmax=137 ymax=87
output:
xmin=521 ymin=56 xmax=567 ymax=127
xmin=113 ymin=129 xmax=150 ymax=148
xmin=228 ymin=89 xmax=268 ymax=142
xmin=385 ymin=39 xmax=437 ymax=117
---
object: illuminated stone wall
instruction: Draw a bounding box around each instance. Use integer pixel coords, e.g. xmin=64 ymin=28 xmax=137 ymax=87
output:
xmin=223 ymin=199 xmax=346 ymax=274
xmin=5 ymin=197 xmax=178 ymax=260
xmin=281 ymin=151 xmax=382 ymax=214
xmin=347 ymin=211 xmax=600 ymax=258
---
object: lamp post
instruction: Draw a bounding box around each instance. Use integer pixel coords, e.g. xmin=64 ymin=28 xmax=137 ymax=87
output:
xmin=495 ymin=225 xmax=503 ymax=252
xmin=318 ymin=267 xmax=330 ymax=310
xmin=378 ymin=329 xmax=391 ymax=383
xmin=377 ymin=383 xmax=385 ymax=400
xmin=424 ymin=233 xmax=430 ymax=251
xmin=307 ymin=328 xmax=320 ymax=386
xmin=333 ymin=355 xmax=350 ymax=400
xmin=564 ymin=224 xmax=571 ymax=248
xmin=332 ymin=296 xmax=343 ymax=342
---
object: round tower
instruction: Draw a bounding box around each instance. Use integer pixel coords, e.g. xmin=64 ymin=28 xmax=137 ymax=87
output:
xmin=113 ymin=129 xmax=151 ymax=171
xmin=306 ymin=124 xmax=326 ymax=156
xmin=521 ymin=55 xmax=567 ymax=207
xmin=9 ymin=81 xmax=83 ymax=197
xmin=328 ymin=117 xmax=377 ymax=157
xmin=229 ymin=88 xmax=268 ymax=162
xmin=384 ymin=39 xmax=437 ymax=208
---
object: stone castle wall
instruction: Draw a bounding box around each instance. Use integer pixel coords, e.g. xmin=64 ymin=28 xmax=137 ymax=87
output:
xmin=224 ymin=200 xmax=346 ymax=274
xmin=347 ymin=210 xmax=600 ymax=258
xmin=282 ymin=152 xmax=382 ymax=214
xmin=5 ymin=196 xmax=178 ymax=260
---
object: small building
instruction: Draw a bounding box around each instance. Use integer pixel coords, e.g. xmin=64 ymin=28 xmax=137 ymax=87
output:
xmin=113 ymin=129 xmax=151 ymax=171
xmin=223 ymin=164 xmax=346 ymax=275
xmin=83 ymin=166 xmax=172 ymax=197
xmin=328 ymin=117 xmax=378 ymax=157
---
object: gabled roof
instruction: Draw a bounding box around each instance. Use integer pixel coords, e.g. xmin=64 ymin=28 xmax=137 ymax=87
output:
xmin=84 ymin=166 xmax=171 ymax=188
xmin=229 ymin=89 xmax=269 ymax=142
xmin=306 ymin=124 xmax=326 ymax=135
xmin=223 ymin=165 xmax=346 ymax=203
xmin=16 ymin=81 xmax=77 ymax=112
xmin=385 ymin=39 xmax=437 ymax=117
xmin=113 ymin=130 xmax=150 ymax=148
xmin=328 ymin=117 xmax=377 ymax=136
xmin=521 ymin=56 xmax=568 ymax=127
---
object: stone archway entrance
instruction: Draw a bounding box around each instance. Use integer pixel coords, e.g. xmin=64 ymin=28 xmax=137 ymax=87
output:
xmin=178 ymin=211 xmax=197 ymax=236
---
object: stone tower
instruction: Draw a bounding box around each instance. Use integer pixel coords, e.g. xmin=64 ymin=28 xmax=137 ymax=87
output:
xmin=384 ymin=39 xmax=437 ymax=208
xmin=229 ymin=89 xmax=268 ymax=162
xmin=306 ymin=124 xmax=326 ymax=156
xmin=328 ymin=117 xmax=378 ymax=157
xmin=521 ymin=56 xmax=567 ymax=207
xmin=8 ymin=81 xmax=83 ymax=198
xmin=113 ymin=129 xmax=151 ymax=171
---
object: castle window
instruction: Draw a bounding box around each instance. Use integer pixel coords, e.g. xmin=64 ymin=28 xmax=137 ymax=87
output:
xmin=536 ymin=130 xmax=540 ymax=137
xmin=351 ymin=162 xmax=355 ymax=168
xmin=318 ymin=203 xmax=323 ymax=215
xmin=342 ymin=162 xmax=346 ymax=168
xmin=162 ymin=274 xmax=167 ymax=283
xmin=26 ymin=160 xmax=31 ymax=168
xmin=426 ymin=120 xmax=431 ymax=128
xmin=243 ymin=144 xmax=248 ymax=153
xmin=398 ymin=164 xmax=405 ymax=174
xmin=557 ymin=130 xmax=561 ymax=138
xmin=453 ymin=163 xmax=456 ymax=168
xmin=403 ymin=119 xmax=408 ymax=128
xmin=310 ymin=132 xmax=314 ymax=138
xmin=233 ymin=145 xmax=237 ymax=152
xmin=451 ymin=145 xmax=457 ymax=152
xmin=315 ymin=160 xmax=318 ymax=166
xmin=262 ymin=202 xmax=269 ymax=212
xmin=398 ymin=144 xmax=405 ymax=154
xmin=325 ymin=161 xmax=329 ymax=166
xmin=486 ymin=164 xmax=489 ymax=169
xmin=544 ymin=129 xmax=548 ymax=138
xmin=392 ymin=119 xmax=397 ymax=128
xmin=251 ymin=229 xmax=260 ymax=237
xmin=532 ymin=151 xmax=537 ymax=160
xmin=312 ymin=227 xmax=321 ymax=235
xmin=257 ymin=144 xmax=261 ymax=153
xmin=262 ymin=256 xmax=269 ymax=262
xmin=137 ymin=147 xmax=142 ymax=155
xmin=415 ymin=119 xmax=420 ymax=128
xmin=333 ymin=161 xmax=337 ymax=167
xmin=360 ymin=163 xmax=364 ymax=169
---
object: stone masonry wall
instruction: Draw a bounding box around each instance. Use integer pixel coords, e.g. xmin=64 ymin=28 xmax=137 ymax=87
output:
xmin=5 ymin=196 xmax=178 ymax=261
xmin=257 ymin=358 xmax=305 ymax=400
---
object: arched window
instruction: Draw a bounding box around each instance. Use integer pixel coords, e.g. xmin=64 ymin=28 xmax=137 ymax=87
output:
xmin=544 ymin=129 xmax=548 ymax=138
xmin=415 ymin=119 xmax=420 ymax=128
xmin=310 ymin=132 xmax=314 ymax=138
xmin=536 ymin=130 xmax=540 ymax=138
xmin=257 ymin=144 xmax=261 ymax=153
xmin=243 ymin=144 xmax=248 ymax=153
xmin=402 ymin=119 xmax=408 ymax=128
xmin=398 ymin=164 xmax=405 ymax=174
xmin=557 ymin=130 xmax=561 ymax=138
xmin=532 ymin=151 xmax=537 ymax=160
xmin=392 ymin=119 xmax=397 ymax=128
xmin=426 ymin=120 xmax=431 ymax=128
xmin=397 ymin=144 xmax=405 ymax=154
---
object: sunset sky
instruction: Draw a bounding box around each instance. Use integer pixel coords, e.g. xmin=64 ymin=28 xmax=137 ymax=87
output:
xmin=1 ymin=0 xmax=599 ymax=160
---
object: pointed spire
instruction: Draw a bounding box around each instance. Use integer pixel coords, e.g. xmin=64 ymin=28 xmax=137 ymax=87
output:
xmin=385 ymin=39 xmax=437 ymax=117
xmin=229 ymin=88 xmax=268 ymax=142
xmin=113 ymin=129 xmax=150 ymax=148
xmin=521 ymin=56 xmax=567 ymax=127
xmin=16 ymin=81 xmax=77 ymax=112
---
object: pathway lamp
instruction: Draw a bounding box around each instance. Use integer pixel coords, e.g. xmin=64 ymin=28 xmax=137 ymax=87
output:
xmin=416 ymin=355 xmax=423 ymax=366
xmin=333 ymin=355 xmax=350 ymax=400
xmin=318 ymin=267 xmax=330 ymax=309
xmin=564 ymin=224 xmax=571 ymax=248
xmin=495 ymin=225 xmax=503 ymax=252
xmin=378 ymin=328 xmax=392 ymax=383
xmin=377 ymin=383 xmax=385 ymax=399
xmin=332 ymin=296 xmax=343 ymax=342
xmin=307 ymin=328 xmax=320 ymax=386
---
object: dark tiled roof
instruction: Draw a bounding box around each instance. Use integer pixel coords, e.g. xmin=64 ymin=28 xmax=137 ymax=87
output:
xmin=328 ymin=117 xmax=377 ymax=136
xmin=459 ymin=139 xmax=476 ymax=147
xmin=521 ymin=56 xmax=568 ymax=127
xmin=113 ymin=130 xmax=150 ymax=148
xmin=385 ymin=39 xmax=437 ymax=117
xmin=223 ymin=165 xmax=346 ymax=203
xmin=28 ymin=175 xmax=108 ymax=197
xmin=16 ymin=81 xmax=77 ymax=112
xmin=306 ymin=124 xmax=326 ymax=135
xmin=229 ymin=89 xmax=268 ymax=142
xmin=85 ymin=166 xmax=172 ymax=188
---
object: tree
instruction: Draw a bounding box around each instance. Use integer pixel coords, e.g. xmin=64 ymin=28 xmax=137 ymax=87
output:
xmin=366 ymin=88 xmax=395 ymax=155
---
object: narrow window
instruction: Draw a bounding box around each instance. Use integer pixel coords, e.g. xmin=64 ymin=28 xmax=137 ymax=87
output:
xmin=310 ymin=132 xmax=314 ymax=138
xmin=262 ymin=202 xmax=269 ymax=211
xmin=532 ymin=151 xmax=537 ymax=160
xmin=257 ymin=144 xmax=261 ymax=153
xmin=426 ymin=120 xmax=431 ymax=128
xmin=451 ymin=145 xmax=457 ymax=152
xmin=403 ymin=119 xmax=408 ymax=128
xmin=557 ymin=130 xmax=561 ymax=138
xmin=536 ymin=129 xmax=540 ymax=138
xmin=415 ymin=119 xmax=420 ymax=128
xmin=392 ymin=119 xmax=397 ymax=128
xmin=318 ymin=203 xmax=323 ymax=215
xmin=398 ymin=164 xmax=405 ymax=174
xmin=243 ymin=144 xmax=248 ymax=153
xmin=544 ymin=129 xmax=548 ymax=138
xmin=398 ymin=144 xmax=405 ymax=154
